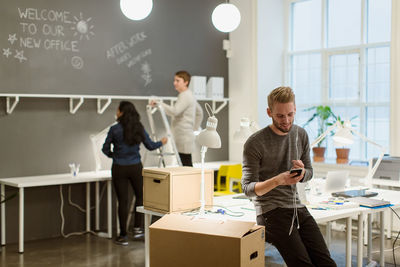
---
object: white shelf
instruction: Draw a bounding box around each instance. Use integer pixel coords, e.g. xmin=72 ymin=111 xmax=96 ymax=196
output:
xmin=0 ymin=93 xmax=228 ymax=115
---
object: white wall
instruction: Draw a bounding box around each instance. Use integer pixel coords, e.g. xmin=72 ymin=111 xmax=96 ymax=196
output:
xmin=390 ymin=0 xmax=400 ymax=157
xmin=229 ymin=0 xmax=285 ymax=162
xmin=229 ymin=0 xmax=258 ymax=162
xmin=257 ymin=0 xmax=286 ymax=128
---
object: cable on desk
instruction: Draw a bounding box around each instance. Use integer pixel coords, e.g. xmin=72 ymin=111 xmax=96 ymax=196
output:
xmin=205 ymin=204 xmax=245 ymax=217
xmin=181 ymin=205 xmax=246 ymax=217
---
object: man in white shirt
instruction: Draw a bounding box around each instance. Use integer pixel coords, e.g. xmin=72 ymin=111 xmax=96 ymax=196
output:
xmin=151 ymin=70 xmax=203 ymax=166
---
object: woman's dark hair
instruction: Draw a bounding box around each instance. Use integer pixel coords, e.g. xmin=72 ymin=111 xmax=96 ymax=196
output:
xmin=117 ymin=101 xmax=145 ymax=146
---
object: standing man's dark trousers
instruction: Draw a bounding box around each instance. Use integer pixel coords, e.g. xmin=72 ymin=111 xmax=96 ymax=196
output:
xmin=179 ymin=153 xmax=193 ymax=167
xmin=257 ymin=207 xmax=337 ymax=267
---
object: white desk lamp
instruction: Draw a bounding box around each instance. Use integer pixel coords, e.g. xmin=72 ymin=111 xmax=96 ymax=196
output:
xmin=196 ymin=103 xmax=221 ymax=215
xmin=90 ymin=122 xmax=116 ymax=172
xmin=310 ymin=120 xmax=386 ymax=187
xmin=233 ymin=117 xmax=259 ymax=143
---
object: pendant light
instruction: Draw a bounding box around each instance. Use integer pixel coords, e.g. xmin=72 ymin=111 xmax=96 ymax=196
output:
xmin=120 ymin=0 xmax=153 ymax=21
xmin=211 ymin=3 xmax=241 ymax=33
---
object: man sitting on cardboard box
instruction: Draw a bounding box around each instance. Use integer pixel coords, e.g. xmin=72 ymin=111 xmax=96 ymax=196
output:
xmin=241 ymin=86 xmax=336 ymax=267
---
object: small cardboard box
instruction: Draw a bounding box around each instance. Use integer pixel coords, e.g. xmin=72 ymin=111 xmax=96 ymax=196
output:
xmin=143 ymin=167 xmax=213 ymax=213
xmin=150 ymin=214 xmax=265 ymax=267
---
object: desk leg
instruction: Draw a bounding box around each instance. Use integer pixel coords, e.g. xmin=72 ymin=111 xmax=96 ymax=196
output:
xmin=346 ymin=217 xmax=351 ymax=267
xmin=19 ymin=188 xmax=24 ymax=253
xmin=357 ymin=213 xmax=364 ymax=267
xmin=325 ymin=221 xmax=331 ymax=248
xmin=1 ymin=184 xmax=5 ymax=246
xmin=107 ymin=180 xmax=112 ymax=238
xmin=385 ymin=209 xmax=392 ymax=239
xmin=367 ymin=214 xmax=372 ymax=262
xmin=144 ymin=213 xmax=151 ymax=267
xmin=86 ymin=182 xmax=90 ymax=233
xmin=95 ymin=182 xmax=99 ymax=231
xmin=380 ymin=211 xmax=385 ymax=267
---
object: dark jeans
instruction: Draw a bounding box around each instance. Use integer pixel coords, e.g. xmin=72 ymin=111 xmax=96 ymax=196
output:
xmin=112 ymin=163 xmax=143 ymax=237
xmin=179 ymin=153 xmax=193 ymax=167
xmin=257 ymin=207 xmax=337 ymax=267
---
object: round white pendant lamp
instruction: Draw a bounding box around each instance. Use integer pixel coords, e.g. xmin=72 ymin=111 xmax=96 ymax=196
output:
xmin=211 ymin=3 xmax=241 ymax=33
xmin=120 ymin=0 xmax=153 ymax=21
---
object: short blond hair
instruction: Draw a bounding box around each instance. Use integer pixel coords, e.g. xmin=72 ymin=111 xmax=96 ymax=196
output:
xmin=267 ymin=86 xmax=295 ymax=110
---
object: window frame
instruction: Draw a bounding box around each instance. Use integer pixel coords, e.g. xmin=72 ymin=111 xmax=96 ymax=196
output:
xmin=285 ymin=0 xmax=391 ymax=161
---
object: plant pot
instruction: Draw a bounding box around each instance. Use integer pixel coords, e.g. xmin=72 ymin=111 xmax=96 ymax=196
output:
xmin=312 ymin=147 xmax=326 ymax=162
xmin=336 ymin=148 xmax=350 ymax=164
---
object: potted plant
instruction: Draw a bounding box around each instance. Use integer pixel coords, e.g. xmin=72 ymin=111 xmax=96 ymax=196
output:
xmin=303 ymin=106 xmax=336 ymax=162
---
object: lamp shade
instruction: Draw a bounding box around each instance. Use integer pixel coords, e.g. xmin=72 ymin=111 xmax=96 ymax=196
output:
xmin=196 ymin=116 xmax=221 ymax=148
xmin=333 ymin=124 xmax=354 ymax=145
xmin=233 ymin=117 xmax=253 ymax=142
xmin=211 ymin=3 xmax=241 ymax=33
xmin=120 ymin=0 xmax=153 ymax=20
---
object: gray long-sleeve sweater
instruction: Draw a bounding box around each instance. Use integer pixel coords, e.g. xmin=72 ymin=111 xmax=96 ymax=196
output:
xmin=241 ymin=125 xmax=313 ymax=216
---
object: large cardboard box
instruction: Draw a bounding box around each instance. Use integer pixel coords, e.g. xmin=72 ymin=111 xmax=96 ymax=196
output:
xmin=143 ymin=167 xmax=213 ymax=213
xmin=150 ymin=214 xmax=265 ymax=267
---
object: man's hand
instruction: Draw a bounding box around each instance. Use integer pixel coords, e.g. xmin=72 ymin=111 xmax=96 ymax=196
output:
xmin=276 ymin=171 xmax=303 ymax=185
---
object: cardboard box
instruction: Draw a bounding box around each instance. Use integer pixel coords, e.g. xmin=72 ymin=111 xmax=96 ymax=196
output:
xmin=143 ymin=167 xmax=213 ymax=213
xmin=150 ymin=214 xmax=265 ymax=267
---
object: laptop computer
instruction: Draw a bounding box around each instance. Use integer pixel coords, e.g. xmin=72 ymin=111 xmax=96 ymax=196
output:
xmin=324 ymin=171 xmax=349 ymax=194
xmin=331 ymin=189 xmax=378 ymax=198
xmin=349 ymin=197 xmax=390 ymax=208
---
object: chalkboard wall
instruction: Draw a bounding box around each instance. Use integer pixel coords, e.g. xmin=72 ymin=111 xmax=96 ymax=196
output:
xmin=0 ymin=0 xmax=229 ymax=243
xmin=0 ymin=0 xmax=227 ymax=96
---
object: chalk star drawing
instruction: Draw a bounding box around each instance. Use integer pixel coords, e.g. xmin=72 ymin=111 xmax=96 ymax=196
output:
xmin=14 ymin=50 xmax=27 ymax=62
xmin=8 ymin=33 xmax=17 ymax=45
xmin=3 ymin=48 xmax=12 ymax=58
xmin=71 ymin=13 xmax=95 ymax=41
xmin=141 ymin=61 xmax=152 ymax=86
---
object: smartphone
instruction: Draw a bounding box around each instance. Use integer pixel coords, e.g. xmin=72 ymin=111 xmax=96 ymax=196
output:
xmin=290 ymin=168 xmax=302 ymax=177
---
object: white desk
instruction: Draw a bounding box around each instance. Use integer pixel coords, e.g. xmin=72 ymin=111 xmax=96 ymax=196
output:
xmin=0 ymin=170 xmax=113 ymax=253
xmin=193 ymin=160 xmax=239 ymax=170
xmin=137 ymin=195 xmax=363 ymax=267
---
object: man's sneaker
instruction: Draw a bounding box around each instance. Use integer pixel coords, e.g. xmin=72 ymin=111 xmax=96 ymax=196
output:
xmin=114 ymin=235 xmax=128 ymax=246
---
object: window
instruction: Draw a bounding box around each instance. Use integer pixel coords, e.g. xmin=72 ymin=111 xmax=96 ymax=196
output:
xmin=287 ymin=0 xmax=391 ymax=161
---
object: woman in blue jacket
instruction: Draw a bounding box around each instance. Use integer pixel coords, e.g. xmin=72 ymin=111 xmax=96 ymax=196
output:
xmin=102 ymin=101 xmax=167 ymax=245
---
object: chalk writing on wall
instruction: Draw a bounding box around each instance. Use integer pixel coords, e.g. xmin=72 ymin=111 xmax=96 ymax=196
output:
xmin=106 ymin=31 xmax=152 ymax=86
xmin=2 ymin=7 xmax=95 ymax=68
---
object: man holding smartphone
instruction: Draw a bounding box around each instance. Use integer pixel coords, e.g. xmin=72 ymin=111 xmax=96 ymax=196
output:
xmin=241 ymin=87 xmax=336 ymax=267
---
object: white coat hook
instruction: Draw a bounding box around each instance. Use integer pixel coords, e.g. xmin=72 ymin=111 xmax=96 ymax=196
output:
xmin=6 ymin=96 xmax=20 ymax=114
xmin=69 ymin=97 xmax=84 ymax=114
xmin=97 ymin=98 xmax=112 ymax=114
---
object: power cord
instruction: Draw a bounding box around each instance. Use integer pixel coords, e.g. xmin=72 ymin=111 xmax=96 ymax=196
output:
xmin=181 ymin=205 xmax=245 ymax=217
xmin=390 ymin=206 xmax=400 ymax=267
xmin=68 ymin=184 xmax=106 ymax=212
xmin=289 ymin=126 xmax=300 ymax=236
xmin=59 ymin=184 xmax=107 ymax=238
